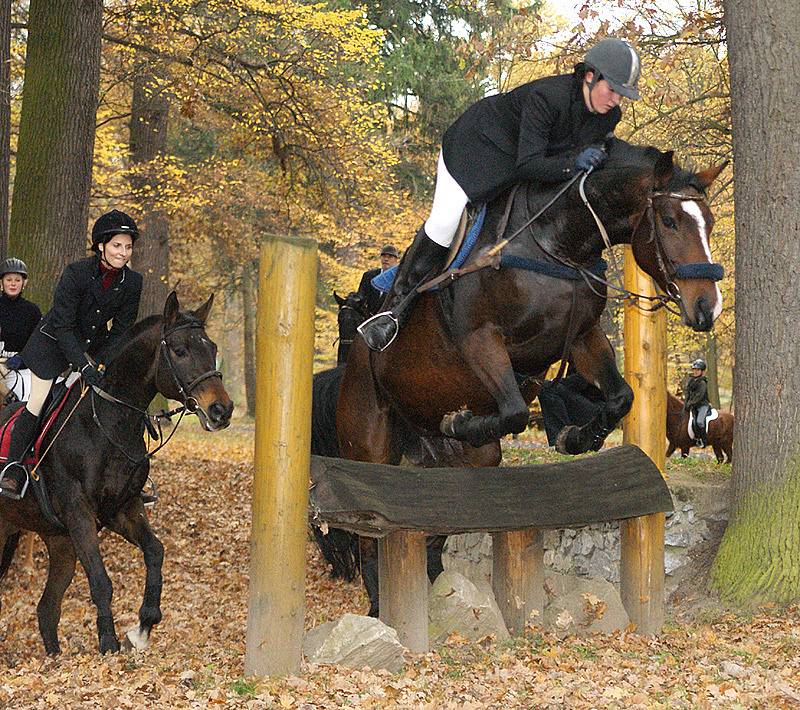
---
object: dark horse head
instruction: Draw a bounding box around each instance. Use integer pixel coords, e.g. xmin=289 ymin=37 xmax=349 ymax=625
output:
xmin=105 ymin=291 xmax=234 ymax=430
xmin=582 ymin=138 xmax=725 ymax=331
xmin=333 ymin=290 xmax=369 ymax=365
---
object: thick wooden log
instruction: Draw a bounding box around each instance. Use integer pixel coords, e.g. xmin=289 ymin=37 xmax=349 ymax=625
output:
xmin=378 ymin=531 xmax=429 ymax=653
xmin=622 ymin=247 xmax=667 ymax=635
xmin=492 ymin=529 xmax=544 ymax=635
xmin=309 ymin=445 xmax=672 ymax=536
xmin=245 ymin=235 xmax=317 ymax=677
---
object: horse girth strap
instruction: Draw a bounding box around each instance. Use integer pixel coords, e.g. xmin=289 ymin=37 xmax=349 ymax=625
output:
xmin=417 ymin=172 xmax=586 ymax=294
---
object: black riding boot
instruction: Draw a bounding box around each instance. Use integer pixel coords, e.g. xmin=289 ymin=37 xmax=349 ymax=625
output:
xmin=358 ymin=226 xmax=449 ymax=351
xmin=0 ymin=408 xmax=38 ymax=500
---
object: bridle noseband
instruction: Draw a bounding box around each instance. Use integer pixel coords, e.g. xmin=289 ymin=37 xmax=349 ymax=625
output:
xmin=157 ymin=320 xmax=223 ymax=415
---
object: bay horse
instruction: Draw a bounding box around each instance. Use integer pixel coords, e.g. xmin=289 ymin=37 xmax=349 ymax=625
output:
xmin=0 ymin=292 xmax=233 ymax=654
xmin=336 ymin=139 xmax=725 ymax=614
xmin=666 ymin=392 xmax=733 ymax=463
xmin=338 ymin=138 xmax=726 ymax=467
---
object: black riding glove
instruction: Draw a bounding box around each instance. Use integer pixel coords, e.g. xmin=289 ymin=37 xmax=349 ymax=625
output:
xmin=575 ymin=146 xmax=607 ymax=173
xmin=80 ymin=363 xmax=103 ymax=387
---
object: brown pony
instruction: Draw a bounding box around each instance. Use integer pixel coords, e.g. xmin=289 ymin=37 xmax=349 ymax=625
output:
xmin=666 ymin=392 xmax=733 ymax=463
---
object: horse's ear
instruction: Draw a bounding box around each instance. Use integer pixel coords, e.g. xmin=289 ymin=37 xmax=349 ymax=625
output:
xmin=164 ymin=291 xmax=180 ymax=327
xmin=695 ymin=161 xmax=728 ymax=189
xmin=193 ymin=293 xmax=215 ymax=325
xmin=334 ymin=291 xmax=346 ymax=307
xmin=654 ymin=150 xmax=674 ymax=188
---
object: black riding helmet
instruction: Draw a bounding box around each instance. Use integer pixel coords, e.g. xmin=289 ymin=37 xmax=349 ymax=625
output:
xmin=691 ymin=358 xmax=707 ymax=371
xmin=0 ymin=257 xmax=28 ymax=279
xmin=91 ymin=209 xmax=140 ymax=253
xmin=583 ymin=38 xmax=642 ymax=100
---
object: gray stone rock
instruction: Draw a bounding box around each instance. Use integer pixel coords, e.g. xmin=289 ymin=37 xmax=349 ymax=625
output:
xmin=543 ymin=571 xmax=630 ymax=637
xmin=428 ymin=570 xmax=510 ymax=646
xmin=303 ymin=614 xmax=406 ymax=672
xmin=442 ymin=533 xmax=493 ymax=587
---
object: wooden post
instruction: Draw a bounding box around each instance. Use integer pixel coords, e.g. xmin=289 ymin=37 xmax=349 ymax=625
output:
xmin=621 ymin=246 xmax=667 ymax=635
xmin=245 ymin=235 xmax=317 ymax=677
xmin=378 ymin=531 xmax=429 ymax=652
xmin=492 ymin=529 xmax=544 ymax=635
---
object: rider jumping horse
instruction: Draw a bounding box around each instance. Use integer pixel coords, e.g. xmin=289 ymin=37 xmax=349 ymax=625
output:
xmin=0 ymin=292 xmax=233 ymax=654
xmin=336 ymin=139 xmax=725 ymax=613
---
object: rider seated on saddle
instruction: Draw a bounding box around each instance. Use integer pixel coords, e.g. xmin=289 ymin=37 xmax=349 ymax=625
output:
xmin=356 ymin=244 xmax=400 ymax=316
xmin=0 ymin=210 xmax=143 ymax=499
xmin=359 ymin=37 xmax=642 ymax=352
xmin=0 ymin=258 xmax=42 ymax=403
xmin=684 ymin=358 xmax=711 ymax=447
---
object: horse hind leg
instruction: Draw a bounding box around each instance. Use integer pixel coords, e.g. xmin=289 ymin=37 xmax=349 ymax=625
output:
xmin=37 ymin=535 xmax=77 ymax=655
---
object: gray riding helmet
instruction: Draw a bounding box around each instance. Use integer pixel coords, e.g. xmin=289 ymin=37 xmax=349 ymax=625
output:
xmin=691 ymin=358 xmax=707 ymax=370
xmin=584 ymin=38 xmax=641 ymax=100
xmin=0 ymin=257 xmax=28 ymax=278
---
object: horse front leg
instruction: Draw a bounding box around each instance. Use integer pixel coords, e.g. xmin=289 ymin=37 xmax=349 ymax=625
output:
xmin=67 ymin=514 xmax=119 ymax=654
xmin=106 ymin=496 xmax=164 ymax=651
xmin=556 ymin=326 xmax=633 ymax=455
xmin=440 ymin=324 xmax=529 ymax=448
xmin=37 ymin=534 xmax=77 ymax=655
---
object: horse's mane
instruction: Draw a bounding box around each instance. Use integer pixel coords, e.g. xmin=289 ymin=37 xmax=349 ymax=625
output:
xmin=117 ymin=310 xmax=204 ymax=353
xmin=604 ymin=138 xmax=708 ymax=195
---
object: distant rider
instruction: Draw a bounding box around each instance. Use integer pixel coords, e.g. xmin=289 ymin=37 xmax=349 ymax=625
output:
xmin=684 ymin=358 xmax=711 ymax=447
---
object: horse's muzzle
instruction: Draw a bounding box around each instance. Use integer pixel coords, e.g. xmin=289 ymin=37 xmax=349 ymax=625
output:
xmin=199 ymin=398 xmax=234 ymax=431
xmin=686 ymin=294 xmax=716 ymax=332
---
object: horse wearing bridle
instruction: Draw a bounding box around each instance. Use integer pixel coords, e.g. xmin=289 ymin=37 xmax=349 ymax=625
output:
xmin=334 ymin=291 xmax=370 ymax=365
xmin=666 ymin=392 xmax=733 ymax=463
xmin=339 ymin=137 xmax=725 ymax=467
xmin=0 ymin=292 xmax=233 ymax=654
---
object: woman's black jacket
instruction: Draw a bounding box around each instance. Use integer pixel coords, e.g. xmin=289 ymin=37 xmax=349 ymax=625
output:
xmin=21 ymin=256 xmax=142 ymax=379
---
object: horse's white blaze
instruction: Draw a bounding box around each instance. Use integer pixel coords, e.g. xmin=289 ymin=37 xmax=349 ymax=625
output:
xmin=682 ymin=199 xmax=723 ymax=319
xmin=124 ymin=624 xmax=150 ymax=651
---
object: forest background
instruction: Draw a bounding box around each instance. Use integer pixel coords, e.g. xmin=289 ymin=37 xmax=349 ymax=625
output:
xmin=0 ymin=0 xmax=732 ymax=416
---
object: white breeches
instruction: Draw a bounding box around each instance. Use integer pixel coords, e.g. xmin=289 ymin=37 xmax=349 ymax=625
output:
xmin=424 ymin=151 xmax=469 ymax=247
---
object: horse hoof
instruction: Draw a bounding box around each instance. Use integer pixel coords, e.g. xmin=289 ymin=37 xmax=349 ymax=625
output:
xmin=555 ymin=426 xmax=582 ymax=455
xmin=440 ymin=410 xmax=472 ymax=438
xmin=99 ymin=634 xmax=120 ymax=654
xmin=122 ymin=624 xmax=151 ymax=651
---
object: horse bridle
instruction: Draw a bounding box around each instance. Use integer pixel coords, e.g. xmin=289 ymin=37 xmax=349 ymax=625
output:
xmin=633 ymin=190 xmax=725 ymax=302
xmin=157 ymin=320 xmax=223 ymax=415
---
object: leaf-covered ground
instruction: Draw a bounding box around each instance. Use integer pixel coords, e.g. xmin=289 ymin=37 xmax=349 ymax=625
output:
xmin=1 ymin=422 xmax=798 ymax=709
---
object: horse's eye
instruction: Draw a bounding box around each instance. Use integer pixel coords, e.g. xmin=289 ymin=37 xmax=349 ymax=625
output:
xmin=661 ymin=214 xmax=677 ymax=230
xmin=174 ymin=347 xmax=188 ymax=358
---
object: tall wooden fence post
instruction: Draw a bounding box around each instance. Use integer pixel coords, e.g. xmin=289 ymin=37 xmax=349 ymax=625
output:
xmin=621 ymin=246 xmax=667 ymax=635
xmin=245 ymin=235 xmax=317 ymax=676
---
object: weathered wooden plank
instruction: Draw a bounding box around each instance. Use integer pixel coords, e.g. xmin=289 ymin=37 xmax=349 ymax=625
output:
xmin=309 ymin=445 xmax=673 ymax=536
xmin=378 ymin=531 xmax=429 ymax=653
xmin=492 ymin=529 xmax=544 ymax=635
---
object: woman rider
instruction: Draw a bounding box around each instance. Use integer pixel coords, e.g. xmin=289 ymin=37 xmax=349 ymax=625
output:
xmin=0 ymin=210 xmax=143 ymax=499
xmin=360 ymin=38 xmax=642 ymax=351
xmin=0 ymin=258 xmax=42 ymax=401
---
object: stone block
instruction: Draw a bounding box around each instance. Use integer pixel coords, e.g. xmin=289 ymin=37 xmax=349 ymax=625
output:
xmin=543 ymin=570 xmax=629 ymax=637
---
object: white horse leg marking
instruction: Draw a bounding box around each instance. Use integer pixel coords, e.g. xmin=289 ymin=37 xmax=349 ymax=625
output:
xmin=682 ymin=200 xmax=723 ymax=319
xmin=123 ymin=624 xmax=151 ymax=651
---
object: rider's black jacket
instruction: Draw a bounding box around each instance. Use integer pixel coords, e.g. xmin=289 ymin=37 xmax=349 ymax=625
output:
xmin=0 ymin=292 xmax=42 ymax=353
xmin=356 ymin=267 xmax=384 ymax=316
xmin=684 ymin=375 xmax=709 ymax=412
xmin=441 ymin=67 xmax=621 ymax=203
xmin=21 ymin=255 xmax=142 ymax=379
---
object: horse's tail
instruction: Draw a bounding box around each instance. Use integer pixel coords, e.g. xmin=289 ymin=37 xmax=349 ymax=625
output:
xmin=0 ymin=531 xmax=21 ymax=582
xmin=312 ymin=526 xmax=359 ymax=581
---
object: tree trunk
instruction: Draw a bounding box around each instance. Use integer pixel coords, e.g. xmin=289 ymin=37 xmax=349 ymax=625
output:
xmin=129 ymin=67 xmax=170 ymax=317
xmin=0 ymin=0 xmax=10 ymax=257
xmin=705 ymin=332 xmax=720 ymax=409
xmin=712 ymin=0 xmax=800 ymax=606
xmin=242 ymin=261 xmax=258 ymax=417
xmin=7 ymin=0 xmax=103 ymax=307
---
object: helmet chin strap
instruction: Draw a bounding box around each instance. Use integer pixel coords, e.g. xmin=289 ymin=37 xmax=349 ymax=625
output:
xmin=585 ymin=77 xmax=599 ymax=114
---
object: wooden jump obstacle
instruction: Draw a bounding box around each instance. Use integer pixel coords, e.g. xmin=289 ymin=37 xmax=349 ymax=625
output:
xmin=309 ymin=445 xmax=673 ymax=651
xmin=245 ymin=239 xmax=668 ymax=676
